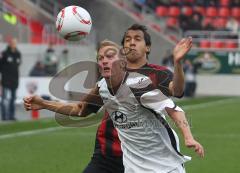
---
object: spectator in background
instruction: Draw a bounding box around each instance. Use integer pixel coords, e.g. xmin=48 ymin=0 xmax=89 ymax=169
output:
xmin=43 ymin=43 xmax=58 ymax=76
xmin=231 ymin=0 xmax=240 ymax=7
xmin=58 ymin=49 xmax=70 ymax=71
xmin=226 ymin=17 xmax=239 ymax=35
xmin=196 ymin=0 xmax=205 ymax=6
xmin=133 ymin=0 xmax=146 ymax=12
xmin=202 ymin=19 xmax=215 ymax=31
xmin=205 ymin=0 xmax=218 ymax=6
xmin=188 ymin=12 xmax=203 ymax=31
xmin=169 ymin=0 xmax=180 ymax=6
xmin=179 ymin=12 xmax=191 ymax=32
xmin=146 ymin=0 xmax=157 ymax=10
xmin=162 ymin=50 xmax=174 ymax=72
xmin=0 ymin=38 xmax=21 ymax=121
xmin=29 ymin=61 xmax=46 ymax=77
xmin=183 ymin=59 xmax=202 ymax=97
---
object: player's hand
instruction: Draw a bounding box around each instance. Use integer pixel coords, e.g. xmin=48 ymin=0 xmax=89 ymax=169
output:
xmin=23 ymin=95 xmax=44 ymax=111
xmin=173 ymin=37 xmax=192 ymax=63
xmin=185 ymin=138 xmax=204 ymax=158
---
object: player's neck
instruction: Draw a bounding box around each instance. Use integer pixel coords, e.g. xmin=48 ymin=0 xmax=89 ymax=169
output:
xmin=105 ymin=71 xmax=126 ymax=94
xmin=127 ymin=58 xmax=147 ymax=69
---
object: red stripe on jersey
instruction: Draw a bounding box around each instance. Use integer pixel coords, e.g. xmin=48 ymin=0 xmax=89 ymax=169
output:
xmin=148 ymin=72 xmax=157 ymax=88
xmin=112 ymin=127 xmax=122 ymax=156
xmin=96 ymin=113 xmax=108 ymax=155
xmin=148 ymin=64 xmax=168 ymax=71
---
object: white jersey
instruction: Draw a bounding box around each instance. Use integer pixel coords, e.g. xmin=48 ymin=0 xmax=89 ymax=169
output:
xmin=98 ymin=72 xmax=191 ymax=173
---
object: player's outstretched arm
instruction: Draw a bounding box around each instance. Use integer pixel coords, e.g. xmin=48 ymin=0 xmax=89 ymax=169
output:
xmin=169 ymin=37 xmax=192 ymax=97
xmin=165 ymin=107 xmax=204 ymax=158
xmin=23 ymin=95 xmax=83 ymax=116
xmin=23 ymin=86 xmax=103 ymax=117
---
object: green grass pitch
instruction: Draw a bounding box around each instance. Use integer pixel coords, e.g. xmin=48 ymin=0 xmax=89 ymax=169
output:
xmin=0 ymin=96 xmax=239 ymax=173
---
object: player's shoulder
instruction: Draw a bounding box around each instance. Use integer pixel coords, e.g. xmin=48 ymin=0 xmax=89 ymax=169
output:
xmin=147 ymin=63 xmax=167 ymax=70
xmin=147 ymin=64 xmax=173 ymax=76
xmin=147 ymin=64 xmax=169 ymax=71
xmin=126 ymin=72 xmax=152 ymax=89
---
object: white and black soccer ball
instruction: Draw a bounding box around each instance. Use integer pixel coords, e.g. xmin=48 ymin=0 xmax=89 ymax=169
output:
xmin=56 ymin=5 xmax=92 ymax=41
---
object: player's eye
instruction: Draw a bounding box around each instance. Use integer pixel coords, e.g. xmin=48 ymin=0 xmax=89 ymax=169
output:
xmin=97 ymin=55 xmax=104 ymax=61
xmin=105 ymin=53 xmax=115 ymax=58
xmin=125 ymin=37 xmax=131 ymax=42
xmin=104 ymin=49 xmax=117 ymax=58
xmin=135 ymin=36 xmax=142 ymax=41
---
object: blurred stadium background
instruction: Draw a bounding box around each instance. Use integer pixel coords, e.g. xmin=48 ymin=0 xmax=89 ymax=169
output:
xmin=0 ymin=0 xmax=240 ymax=172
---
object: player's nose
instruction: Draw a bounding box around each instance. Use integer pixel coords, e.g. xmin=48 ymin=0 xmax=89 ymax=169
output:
xmin=130 ymin=39 xmax=136 ymax=46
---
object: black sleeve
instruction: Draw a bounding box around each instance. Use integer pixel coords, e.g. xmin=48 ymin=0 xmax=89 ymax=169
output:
xmin=156 ymin=69 xmax=173 ymax=97
xmin=86 ymin=103 xmax=102 ymax=113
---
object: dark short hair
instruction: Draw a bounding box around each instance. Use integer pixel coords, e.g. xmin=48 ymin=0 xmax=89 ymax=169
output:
xmin=121 ymin=24 xmax=151 ymax=47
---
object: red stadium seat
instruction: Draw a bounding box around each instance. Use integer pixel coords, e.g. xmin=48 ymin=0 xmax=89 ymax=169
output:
xmin=29 ymin=20 xmax=43 ymax=34
xmin=18 ymin=15 xmax=27 ymax=25
xmin=220 ymin=0 xmax=230 ymax=6
xmin=211 ymin=40 xmax=225 ymax=48
xmin=214 ymin=18 xmax=227 ymax=29
xmin=218 ymin=7 xmax=230 ymax=17
xmin=166 ymin=17 xmax=178 ymax=27
xmin=199 ymin=40 xmax=210 ymax=48
xmin=225 ymin=41 xmax=238 ymax=48
xmin=203 ymin=17 xmax=213 ymax=26
xmin=231 ymin=7 xmax=240 ymax=18
xmin=16 ymin=10 xmax=28 ymax=25
xmin=155 ymin=6 xmax=168 ymax=17
xmin=29 ymin=20 xmax=43 ymax=44
xmin=168 ymin=6 xmax=181 ymax=17
xmin=182 ymin=6 xmax=193 ymax=16
xmin=206 ymin=7 xmax=217 ymax=17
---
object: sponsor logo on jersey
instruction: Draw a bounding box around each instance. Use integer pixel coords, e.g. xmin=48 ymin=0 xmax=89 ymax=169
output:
xmin=112 ymin=111 xmax=127 ymax=123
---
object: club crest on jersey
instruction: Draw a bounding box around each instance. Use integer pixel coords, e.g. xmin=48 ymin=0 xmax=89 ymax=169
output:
xmin=112 ymin=111 xmax=127 ymax=123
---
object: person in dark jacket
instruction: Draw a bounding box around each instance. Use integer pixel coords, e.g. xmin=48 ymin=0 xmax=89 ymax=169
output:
xmin=0 ymin=38 xmax=21 ymax=121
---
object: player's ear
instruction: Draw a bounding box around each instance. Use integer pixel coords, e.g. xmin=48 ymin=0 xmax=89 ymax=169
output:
xmin=146 ymin=46 xmax=150 ymax=54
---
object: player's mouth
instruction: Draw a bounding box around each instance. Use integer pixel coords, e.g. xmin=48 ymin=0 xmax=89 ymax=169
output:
xmin=129 ymin=48 xmax=136 ymax=52
xmin=128 ymin=49 xmax=137 ymax=56
xmin=103 ymin=67 xmax=111 ymax=72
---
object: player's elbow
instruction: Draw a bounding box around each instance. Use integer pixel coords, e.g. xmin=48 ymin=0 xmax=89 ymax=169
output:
xmin=170 ymin=86 xmax=184 ymax=98
xmin=173 ymin=90 xmax=184 ymax=98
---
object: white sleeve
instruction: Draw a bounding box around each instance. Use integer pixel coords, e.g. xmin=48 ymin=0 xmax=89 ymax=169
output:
xmin=140 ymin=89 xmax=183 ymax=113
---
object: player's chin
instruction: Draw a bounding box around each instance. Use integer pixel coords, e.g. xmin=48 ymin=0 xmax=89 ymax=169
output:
xmin=101 ymin=72 xmax=112 ymax=79
xmin=126 ymin=54 xmax=139 ymax=62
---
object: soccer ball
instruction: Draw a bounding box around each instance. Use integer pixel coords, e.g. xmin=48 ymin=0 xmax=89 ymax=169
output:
xmin=56 ymin=6 xmax=92 ymax=41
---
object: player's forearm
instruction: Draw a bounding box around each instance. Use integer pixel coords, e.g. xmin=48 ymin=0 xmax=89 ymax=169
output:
xmin=172 ymin=61 xmax=185 ymax=97
xmin=166 ymin=109 xmax=193 ymax=140
xmin=42 ymin=100 xmax=81 ymax=116
xmin=176 ymin=116 xmax=194 ymax=140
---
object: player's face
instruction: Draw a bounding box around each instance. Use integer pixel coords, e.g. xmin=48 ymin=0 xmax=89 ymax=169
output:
xmin=123 ymin=30 xmax=149 ymax=63
xmin=97 ymin=46 xmax=123 ymax=79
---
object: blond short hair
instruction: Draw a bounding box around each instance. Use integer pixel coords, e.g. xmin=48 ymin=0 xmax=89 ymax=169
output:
xmin=97 ymin=39 xmax=126 ymax=61
xmin=97 ymin=39 xmax=121 ymax=52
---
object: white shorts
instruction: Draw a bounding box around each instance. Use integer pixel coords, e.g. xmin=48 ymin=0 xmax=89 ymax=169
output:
xmin=168 ymin=164 xmax=186 ymax=173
